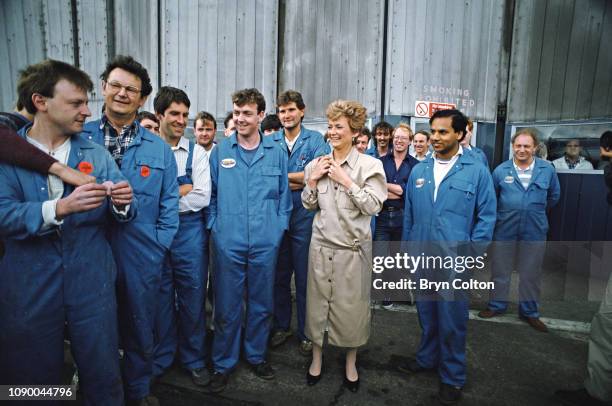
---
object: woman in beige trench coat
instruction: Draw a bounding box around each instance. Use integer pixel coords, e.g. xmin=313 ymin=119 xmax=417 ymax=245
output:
xmin=301 ymin=100 xmax=387 ymax=392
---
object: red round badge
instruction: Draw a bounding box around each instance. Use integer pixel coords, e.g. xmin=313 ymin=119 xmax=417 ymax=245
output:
xmin=78 ymin=161 xmax=93 ymax=174
xmin=140 ymin=165 xmax=151 ymax=178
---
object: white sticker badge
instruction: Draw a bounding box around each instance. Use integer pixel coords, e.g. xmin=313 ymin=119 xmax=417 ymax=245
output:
xmin=415 ymin=178 xmax=425 ymax=188
xmin=221 ymin=158 xmax=236 ymax=169
xmin=504 ymin=175 xmax=514 ymax=184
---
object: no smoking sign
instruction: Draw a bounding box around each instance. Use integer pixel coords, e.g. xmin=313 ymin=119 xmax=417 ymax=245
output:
xmin=414 ymin=101 xmax=456 ymax=118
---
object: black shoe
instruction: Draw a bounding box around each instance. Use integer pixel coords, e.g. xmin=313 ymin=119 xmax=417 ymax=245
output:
xmin=269 ymin=330 xmax=292 ymax=348
xmin=343 ymin=375 xmax=360 ymax=393
xmin=438 ymin=383 xmax=462 ymax=405
xmin=397 ymin=357 xmax=436 ymax=375
xmin=251 ymin=361 xmax=275 ymax=380
xmin=208 ymin=371 xmax=228 ymax=393
xmin=190 ymin=367 xmax=210 ymax=387
xmin=554 ymin=388 xmax=610 ymax=406
xmin=306 ymin=369 xmax=322 ymax=386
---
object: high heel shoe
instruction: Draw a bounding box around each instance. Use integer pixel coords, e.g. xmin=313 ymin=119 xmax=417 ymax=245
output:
xmin=306 ymin=369 xmax=322 ymax=386
xmin=343 ymin=375 xmax=360 ymax=392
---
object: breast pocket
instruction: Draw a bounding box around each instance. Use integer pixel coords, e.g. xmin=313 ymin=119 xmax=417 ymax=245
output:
xmin=134 ymin=156 xmax=166 ymax=198
xmin=529 ymin=180 xmax=549 ymax=206
xmin=338 ymin=184 xmax=358 ymax=210
xmin=447 ymin=180 xmax=475 ymax=215
xmin=261 ymin=166 xmax=281 ymax=199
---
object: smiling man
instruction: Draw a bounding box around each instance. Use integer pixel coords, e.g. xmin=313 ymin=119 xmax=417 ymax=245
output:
xmin=82 ymin=55 xmax=178 ymax=406
xmin=152 ymin=87 xmax=211 ymax=387
xmin=399 ymin=109 xmax=496 ymax=405
xmin=269 ymin=90 xmax=329 ymax=355
xmin=367 ymin=120 xmax=393 ymax=158
xmin=194 ymin=110 xmax=217 ymax=156
xmin=208 ymin=88 xmax=292 ymax=392
xmin=0 ymin=59 xmax=135 ymax=404
xmin=478 ymin=128 xmax=560 ymax=332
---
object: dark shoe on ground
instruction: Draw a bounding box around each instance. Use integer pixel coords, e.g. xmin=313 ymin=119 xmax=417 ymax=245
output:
xmin=519 ymin=315 xmax=549 ymax=333
xmin=477 ymin=309 xmax=503 ymax=319
xmin=190 ymin=367 xmax=210 ymax=387
xmin=397 ymin=357 xmax=436 ymax=375
xmin=299 ymin=339 xmax=313 ymax=356
xmin=128 ymin=395 xmax=160 ymax=406
xmin=343 ymin=375 xmax=360 ymax=393
xmin=208 ymin=371 xmax=228 ymax=393
xmin=269 ymin=329 xmax=292 ymax=348
xmin=251 ymin=361 xmax=275 ymax=380
xmin=438 ymin=383 xmax=462 ymax=405
xmin=306 ymin=368 xmax=322 ymax=386
xmin=554 ymin=388 xmax=611 ymax=406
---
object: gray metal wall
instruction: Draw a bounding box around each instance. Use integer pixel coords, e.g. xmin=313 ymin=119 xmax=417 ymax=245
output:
xmin=161 ymin=0 xmax=278 ymax=117
xmin=385 ymin=0 xmax=506 ymax=121
xmin=507 ymin=0 xmax=612 ymax=122
xmin=1 ymin=0 xmax=611 ymax=124
xmin=279 ymin=0 xmax=385 ymax=118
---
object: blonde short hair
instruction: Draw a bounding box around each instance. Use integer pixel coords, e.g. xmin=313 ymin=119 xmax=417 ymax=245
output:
xmin=326 ymin=100 xmax=367 ymax=133
xmin=512 ymin=128 xmax=539 ymax=146
xmin=394 ymin=122 xmax=414 ymax=140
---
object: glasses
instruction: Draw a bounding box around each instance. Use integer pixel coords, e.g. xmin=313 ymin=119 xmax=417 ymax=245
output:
xmin=105 ymin=80 xmax=141 ymax=97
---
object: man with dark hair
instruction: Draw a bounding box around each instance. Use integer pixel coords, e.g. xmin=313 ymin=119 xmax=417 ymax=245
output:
xmin=152 ymin=87 xmax=211 ymax=387
xmin=82 ymin=55 xmax=179 ymax=406
xmin=261 ymin=113 xmax=282 ymax=135
xmin=367 ymin=120 xmax=394 ymax=158
xmin=354 ymin=127 xmax=371 ymax=154
xmin=194 ymin=111 xmax=217 ymax=154
xmin=269 ymin=90 xmax=329 ymax=355
xmin=398 ymin=108 xmax=496 ymax=405
xmin=223 ymin=111 xmax=235 ymax=137
xmin=0 ymin=59 xmax=134 ymax=404
xmin=208 ymin=88 xmax=292 ymax=392
xmin=136 ymin=111 xmax=160 ymax=134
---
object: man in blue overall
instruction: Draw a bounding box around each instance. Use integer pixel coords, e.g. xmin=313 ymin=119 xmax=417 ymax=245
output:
xmin=399 ymin=109 xmax=496 ymax=405
xmin=82 ymin=55 xmax=179 ymax=406
xmin=478 ymin=128 xmax=560 ymax=332
xmin=208 ymin=88 xmax=292 ymax=393
xmin=0 ymin=59 xmax=134 ymax=405
xmin=269 ymin=90 xmax=329 ymax=354
xmin=153 ymin=87 xmax=211 ymax=385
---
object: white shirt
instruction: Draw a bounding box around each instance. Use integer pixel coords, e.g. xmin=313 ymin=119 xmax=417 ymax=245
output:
xmin=27 ymin=135 xmax=69 ymax=230
xmin=433 ymin=146 xmax=463 ymax=202
xmin=285 ymin=131 xmax=301 ymax=153
xmin=173 ymin=137 xmax=211 ymax=213
xmin=552 ymin=156 xmax=594 ymax=170
xmin=200 ymin=143 xmax=215 ymax=161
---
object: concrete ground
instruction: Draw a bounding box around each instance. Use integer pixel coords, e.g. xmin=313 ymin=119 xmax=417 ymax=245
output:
xmin=146 ymin=300 xmax=596 ymax=406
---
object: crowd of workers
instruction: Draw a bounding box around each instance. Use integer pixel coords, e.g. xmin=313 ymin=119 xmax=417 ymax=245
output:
xmin=0 ymin=55 xmax=611 ymax=406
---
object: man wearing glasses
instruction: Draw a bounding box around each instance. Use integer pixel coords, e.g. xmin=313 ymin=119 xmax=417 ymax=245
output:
xmin=82 ymin=55 xmax=179 ymax=406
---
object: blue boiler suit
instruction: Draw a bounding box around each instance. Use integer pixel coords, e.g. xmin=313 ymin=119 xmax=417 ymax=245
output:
xmin=0 ymin=130 xmax=136 ymax=405
xmin=402 ymin=151 xmax=496 ymax=387
xmin=82 ymin=120 xmax=179 ymax=400
xmin=270 ymin=126 xmax=329 ymax=341
xmin=486 ymin=158 xmax=560 ymax=317
xmin=208 ymin=133 xmax=292 ymax=373
xmin=154 ymin=140 xmax=208 ymax=375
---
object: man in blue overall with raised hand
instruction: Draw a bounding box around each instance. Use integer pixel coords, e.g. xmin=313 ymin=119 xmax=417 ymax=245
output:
xmin=0 ymin=59 xmax=135 ymax=405
xmin=82 ymin=55 xmax=179 ymax=406
xmin=153 ymin=86 xmax=211 ymax=386
xmin=398 ymin=109 xmax=496 ymax=405
xmin=208 ymin=88 xmax=292 ymax=393
xmin=270 ymin=90 xmax=329 ymax=355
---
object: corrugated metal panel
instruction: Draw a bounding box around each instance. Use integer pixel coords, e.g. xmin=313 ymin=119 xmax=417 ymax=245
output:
xmin=113 ymin=0 xmax=160 ymax=113
xmin=161 ymin=0 xmax=278 ymax=118
xmin=385 ymin=0 xmax=505 ymax=121
xmin=279 ymin=0 xmax=384 ymax=118
xmin=508 ymin=0 xmax=612 ymax=122
xmin=77 ymin=0 xmax=108 ymax=118
xmin=42 ymin=0 xmax=74 ymax=61
xmin=0 ymin=0 xmax=49 ymax=111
